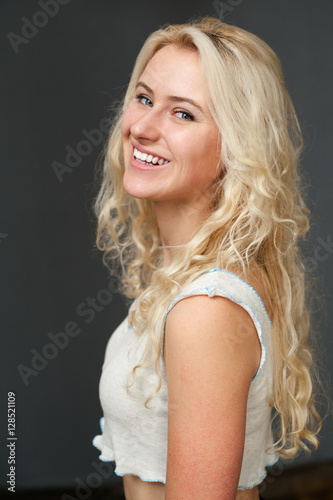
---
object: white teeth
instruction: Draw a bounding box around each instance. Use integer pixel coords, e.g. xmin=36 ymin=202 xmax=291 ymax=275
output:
xmin=133 ymin=146 xmax=169 ymax=165
xmin=134 ymin=148 xmax=146 ymax=161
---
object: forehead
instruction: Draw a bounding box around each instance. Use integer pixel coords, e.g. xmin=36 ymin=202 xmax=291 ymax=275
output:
xmin=138 ymin=44 xmax=207 ymax=100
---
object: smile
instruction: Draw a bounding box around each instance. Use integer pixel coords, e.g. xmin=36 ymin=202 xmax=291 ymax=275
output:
xmin=133 ymin=147 xmax=169 ymax=166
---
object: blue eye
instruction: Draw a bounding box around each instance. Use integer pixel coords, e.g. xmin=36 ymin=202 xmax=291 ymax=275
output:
xmin=135 ymin=94 xmax=153 ymax=107
xmin=174 ymin=110 xmax=194 ymax=121
xmin=134 ymin=94 xmax=194 ymax=121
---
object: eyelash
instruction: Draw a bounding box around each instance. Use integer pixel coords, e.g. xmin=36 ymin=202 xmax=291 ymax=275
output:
xmin=134 ymin=94 xmax=195 ymax=121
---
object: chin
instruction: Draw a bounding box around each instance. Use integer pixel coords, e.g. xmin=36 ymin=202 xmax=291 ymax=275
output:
xmin=123 ymin=179 xmax=153 ymax=201
xmin=123 ymin=171 xmax=158 ymax=201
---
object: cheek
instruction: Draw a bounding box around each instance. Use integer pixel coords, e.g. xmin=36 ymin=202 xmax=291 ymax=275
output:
xmin=191 ymin=139 xmax=219 ymax=174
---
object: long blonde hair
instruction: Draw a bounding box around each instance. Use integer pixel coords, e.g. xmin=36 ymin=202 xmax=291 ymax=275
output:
xmin=94 ymin=17 xmax=321 ymax=458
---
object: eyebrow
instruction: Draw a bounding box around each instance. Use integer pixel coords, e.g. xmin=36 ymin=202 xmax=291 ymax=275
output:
xmin=135 ymin=81 xmax=205 ymax=115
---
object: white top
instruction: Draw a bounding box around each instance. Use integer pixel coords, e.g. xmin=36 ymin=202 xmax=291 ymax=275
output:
xmin=93 ymin=268 xmax=279 ymax=489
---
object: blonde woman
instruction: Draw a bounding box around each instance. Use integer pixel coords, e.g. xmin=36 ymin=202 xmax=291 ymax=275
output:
xmin=92 ymin=17 xmax=321 ymax=500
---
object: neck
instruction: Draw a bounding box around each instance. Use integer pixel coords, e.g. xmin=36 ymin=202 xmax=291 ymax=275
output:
xmin=154 ymin=200 xmax=211 ymax=267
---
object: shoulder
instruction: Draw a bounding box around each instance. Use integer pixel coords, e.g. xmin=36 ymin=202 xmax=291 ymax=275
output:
xmin=163 ymin=264 xmax=274 ymax=380
xmin=164 ymin=292 xmax=261 ymax=382
xmin=163 ymin=264 xmax=273 ymax=335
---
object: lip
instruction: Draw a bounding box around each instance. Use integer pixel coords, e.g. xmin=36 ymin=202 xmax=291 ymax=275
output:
xmin=130 ymin=145 xmax=170 ymax=171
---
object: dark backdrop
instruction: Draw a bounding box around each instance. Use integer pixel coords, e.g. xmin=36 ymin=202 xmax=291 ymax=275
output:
xmin=1 ymin=0 xmax=332 ymax=492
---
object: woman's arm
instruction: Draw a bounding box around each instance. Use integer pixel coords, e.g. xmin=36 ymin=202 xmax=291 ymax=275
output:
xmin=164 ymin=294 xmax=261 ymax=500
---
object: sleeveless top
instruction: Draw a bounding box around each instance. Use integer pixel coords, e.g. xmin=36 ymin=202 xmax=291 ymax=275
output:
xmin=93 ymin=268 xmax=279 ymax=489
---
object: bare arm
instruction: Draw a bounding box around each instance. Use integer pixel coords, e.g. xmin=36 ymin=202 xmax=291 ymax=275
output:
xmin=164 ymin=295 xmax=261 ymax=500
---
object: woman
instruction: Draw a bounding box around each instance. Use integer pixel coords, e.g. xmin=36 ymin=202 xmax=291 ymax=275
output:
xmin=92 ymin=17 xmax=321 ymax=500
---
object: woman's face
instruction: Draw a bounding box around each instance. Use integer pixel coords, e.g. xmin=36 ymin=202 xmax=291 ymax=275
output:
xmin=121 ymin=43 xmax=221 ymax=211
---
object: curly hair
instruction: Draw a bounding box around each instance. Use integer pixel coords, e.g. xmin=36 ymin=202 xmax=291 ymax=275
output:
xmin=94 ymin=16 xmax=322 ymax=458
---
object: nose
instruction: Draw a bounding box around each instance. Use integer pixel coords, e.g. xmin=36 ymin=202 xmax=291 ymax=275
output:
xmin=130 ymin=106 xmax=161 ymax=144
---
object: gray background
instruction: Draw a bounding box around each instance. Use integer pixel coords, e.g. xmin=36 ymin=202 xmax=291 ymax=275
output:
xmin=1 ymin=0 xmax=332 ymax=492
